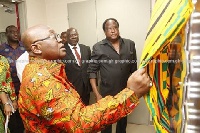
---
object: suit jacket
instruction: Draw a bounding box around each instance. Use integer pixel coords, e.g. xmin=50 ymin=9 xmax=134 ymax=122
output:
xmin=63 ymin=44 xmax=91 ymax=99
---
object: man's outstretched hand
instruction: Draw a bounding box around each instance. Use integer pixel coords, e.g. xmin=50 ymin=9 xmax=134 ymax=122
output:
xmin=127 ymin=68 xmax=152 ymax=98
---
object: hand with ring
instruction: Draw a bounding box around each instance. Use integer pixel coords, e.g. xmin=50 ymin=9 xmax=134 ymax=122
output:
xmin=127 ymin=68 xmax=152 ymax=98
xmin=149 ymin=81 xmax=153 ymax=87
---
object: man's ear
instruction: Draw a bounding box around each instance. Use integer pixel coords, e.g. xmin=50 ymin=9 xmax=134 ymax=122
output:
xmin=30 ymin=43 xmax=42 ymax=54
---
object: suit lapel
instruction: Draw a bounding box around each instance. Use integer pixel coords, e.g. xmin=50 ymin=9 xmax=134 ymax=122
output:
xmin=80 ymin=44 xmax=86 ymax=61
xmin=65 ymin=44 xmax=76 ymax=60
xmin=79 ymin=44 xmax=84 ymax=59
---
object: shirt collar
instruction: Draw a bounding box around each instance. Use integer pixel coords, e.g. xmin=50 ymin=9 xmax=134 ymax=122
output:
xmin=99 ymin=36 xmax=124 ymax=46
xmin=29 ymin=57 xmax=66 ymax=77
xmin=68 ymin=43 xmax=80 ymax=50
xmin=5 ymin=41 xmax=23 ymax=47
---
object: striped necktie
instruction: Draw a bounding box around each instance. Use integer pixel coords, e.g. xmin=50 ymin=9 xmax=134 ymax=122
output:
xmin=73 ymin=46 xmax=81 ymax=66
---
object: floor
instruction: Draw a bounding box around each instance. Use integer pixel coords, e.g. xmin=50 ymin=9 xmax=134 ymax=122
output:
xmin=112 ymin=123 xmax=155 ymax=133
xmin=98 ymin=123 xmax=155 ymax=133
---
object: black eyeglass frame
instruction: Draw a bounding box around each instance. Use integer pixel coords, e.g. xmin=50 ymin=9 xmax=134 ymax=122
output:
xmin=32 ymin=34 xmax=60 ymax=44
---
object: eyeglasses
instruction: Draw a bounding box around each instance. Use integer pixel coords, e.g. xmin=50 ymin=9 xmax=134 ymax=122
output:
xmin=33 ymin=34 xmax=61 ymax=44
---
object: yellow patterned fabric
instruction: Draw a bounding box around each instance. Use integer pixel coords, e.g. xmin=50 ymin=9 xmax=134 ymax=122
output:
xmin=0 ymin=55 xmax=17 ymax=101
xmin=0 ymin=55 xmax=17 ymax=133
xmin=139 ymin=0 xmax=193 ymax=132
xmin=167 ymin=32 xmax=185 ymax=132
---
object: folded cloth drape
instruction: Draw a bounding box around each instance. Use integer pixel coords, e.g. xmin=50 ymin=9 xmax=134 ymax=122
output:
xmin=139 ymin=0 xmax=194 ymax=132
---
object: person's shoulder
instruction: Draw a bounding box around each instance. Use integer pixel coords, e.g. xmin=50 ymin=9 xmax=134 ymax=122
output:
xmin=0 ymin=43 xmax=7 ymax=51
xmin=0 ymin=55 xmax=9 ymax=69
xmin=93 ymin=39 xmax=107 ymax=47
xmin=121 ymin=38 xmax=136 ymax=50
xmin=23 ymin=63 xmax=51 ymax=81
xmin=121 ymin=38 xmax=135 ymax=43
xmin=0 ymin=55 xmax=8 ymax=63
xmin=79 ymin=44 xmax=89 ymax=48
xmin=18 ymin=42 xmax=26 ymax=50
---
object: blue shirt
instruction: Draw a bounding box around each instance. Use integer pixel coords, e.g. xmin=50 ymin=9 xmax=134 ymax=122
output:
xmin=0 ymin=42 xmax=25 ymax=95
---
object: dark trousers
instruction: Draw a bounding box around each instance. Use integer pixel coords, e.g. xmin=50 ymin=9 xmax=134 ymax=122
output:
xmin=74 ymin=82 xmax=90 ymax=106
xmin=8 ymin=109 xmax=24 ymax=133
xmin=101 ymin=116 xmax=127 ymax=133
xmin=82 ymin=92 xmax=90 ymax=105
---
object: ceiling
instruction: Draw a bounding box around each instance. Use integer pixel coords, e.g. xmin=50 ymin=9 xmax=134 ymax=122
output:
xmin=0 ymin=0 xmax=24 ymax=3
xmin=0 ymin=0 xmax=23 ymax=14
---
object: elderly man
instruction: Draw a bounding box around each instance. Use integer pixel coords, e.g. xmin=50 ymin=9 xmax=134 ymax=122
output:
xmin=18 ymin=24 xmax=151 ymax=132
xmin=62 ymin=28 xmax=91 ymax=105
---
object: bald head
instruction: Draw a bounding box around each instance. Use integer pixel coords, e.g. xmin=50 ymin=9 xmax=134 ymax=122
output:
xmin=21 ymin=25 xmax=66 ymax=60
xmin=22 ymin=25 xmax=51 ymax=52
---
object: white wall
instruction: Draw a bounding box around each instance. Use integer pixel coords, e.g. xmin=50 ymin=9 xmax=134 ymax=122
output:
xmin=0 ymin=3 xmax=17 ymax=32
xmin=45 ymin=0 xmax=89 ymax=34
xmin=45 ymin=0 xmax=68 ymax=34
xmin=1 ymin=0 xmax=154 ymax=35
xmin=25 ymin=0 xmax=47 ymax=28
xmin=21 ymin=0 xmax=88 ymax=34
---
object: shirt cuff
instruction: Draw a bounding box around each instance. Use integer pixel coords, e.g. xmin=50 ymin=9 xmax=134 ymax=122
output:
xmin=89 ymin=73 xmax=97 ymax=79
xmin=114 ymin=88 xmax=139 ymax=110
xmin=126 ymin=88 xmax=139 ymax=109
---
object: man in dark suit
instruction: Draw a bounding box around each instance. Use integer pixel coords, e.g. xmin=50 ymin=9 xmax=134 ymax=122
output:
xmin=62 ymin=28 xmax=91 ymax=105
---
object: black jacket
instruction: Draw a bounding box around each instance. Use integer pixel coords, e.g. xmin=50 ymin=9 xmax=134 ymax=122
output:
xmin=88 ymin=37 xmax=137 ymax=96
xmin=63 ymin=44 xmax=91 ymax=101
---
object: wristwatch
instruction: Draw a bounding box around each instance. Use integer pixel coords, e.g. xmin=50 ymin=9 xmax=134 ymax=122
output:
xmin=3 ymin=102 xmax=12 ymax=107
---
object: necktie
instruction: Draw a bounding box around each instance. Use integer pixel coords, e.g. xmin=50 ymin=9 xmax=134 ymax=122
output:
xmin=73 ymin=46 xmax=81 ymax=66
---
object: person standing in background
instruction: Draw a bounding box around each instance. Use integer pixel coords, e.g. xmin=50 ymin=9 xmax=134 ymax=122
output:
xmin=0 ymin=25 xmax=25 ymax=133
xmin=62 ymin=28 xmax=91 ymax=105
xmin=61 ymin=31 xmax=68 ymax=44
xmin=87 ymin=18 xmax=137 ymax=133
xmin=0 ymin=55 xmax=17 ymax=133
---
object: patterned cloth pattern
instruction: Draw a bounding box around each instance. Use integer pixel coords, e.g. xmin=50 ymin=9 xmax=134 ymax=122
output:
xmin=18 ymin=57 xmax=139 ymax=133
xmin=139 ymin=0 xmax=193 ymax=132
xmin=0 ymin=55 xmax=17 ymax=133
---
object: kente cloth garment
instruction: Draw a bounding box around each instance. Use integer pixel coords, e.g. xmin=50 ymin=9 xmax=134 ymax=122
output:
xmin=0 ymin=55 xmax=17 ymax=133
xmin=18 ymin=57 xmax=139 ymax=133
xmin=139 ymin=0 xmax=193 ymax=133
xmin=0 ymin=42 xmax=26 ymax=94
xmin=163 ymin=31 xmax=186 ymax=132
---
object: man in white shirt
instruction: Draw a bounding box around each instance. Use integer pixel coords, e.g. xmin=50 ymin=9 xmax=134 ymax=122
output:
xmin=16 ymin=51 xmax=29 ymax=82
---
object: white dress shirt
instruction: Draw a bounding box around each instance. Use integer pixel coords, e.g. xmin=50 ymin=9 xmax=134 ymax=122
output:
xmin=68 ymin=43 xmax=81 ymax=66
xmin=16 ymin=51 xmax=29 ymax=82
